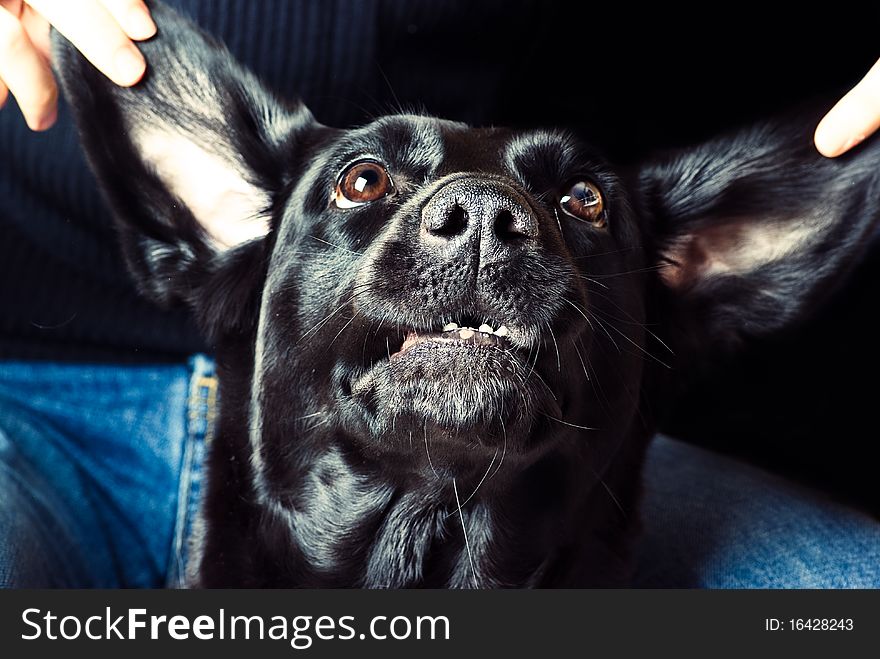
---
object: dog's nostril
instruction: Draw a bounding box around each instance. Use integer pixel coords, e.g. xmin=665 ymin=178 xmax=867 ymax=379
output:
xmin=494 ymin=208 xmax=530 ymax=242
xmin=430 ymin=203 xmax=468 ymax=238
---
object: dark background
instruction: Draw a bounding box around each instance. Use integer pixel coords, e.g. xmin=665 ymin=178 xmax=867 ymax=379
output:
xmin=375 ymin=3 xmax=878 ymax=160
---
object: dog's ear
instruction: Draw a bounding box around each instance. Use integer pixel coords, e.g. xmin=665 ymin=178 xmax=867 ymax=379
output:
xmin=638 ymin=119 xmax=880 ymax=349
xmin=51 ymin=1 xmax=322 ymax=338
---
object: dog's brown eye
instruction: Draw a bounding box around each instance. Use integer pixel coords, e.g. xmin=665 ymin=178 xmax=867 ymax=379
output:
xmin=334 ymin=161 xmax=393 ymax=208
xmin=560 ymin=180 xmax=606 ymax=227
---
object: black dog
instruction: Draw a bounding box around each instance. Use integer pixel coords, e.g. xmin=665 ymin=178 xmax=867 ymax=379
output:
xmin=53 ymin=2 xmax=880 ymax=587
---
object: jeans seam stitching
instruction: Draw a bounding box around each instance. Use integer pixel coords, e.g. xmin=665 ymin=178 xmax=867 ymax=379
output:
xmin=166 ymin=355 xmax=215 ymax=588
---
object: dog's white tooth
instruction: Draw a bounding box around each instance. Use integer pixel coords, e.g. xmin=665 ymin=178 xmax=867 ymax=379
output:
xmin=495 ymin=325 xmax=510 ymax=337
xmin=459 ymin=328 xmax=475 ymax=339
xmin=443 ymin=322 xmax=459 ymax=331
xmin=478 ymin=324 xmax=493 ymax=334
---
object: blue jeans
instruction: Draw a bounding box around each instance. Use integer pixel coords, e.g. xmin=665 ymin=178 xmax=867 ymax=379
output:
xmin=633 ymin=436 xmax=880 ymax=587
xmin=1 ymin=359 xmax=878 ymax=588
xmin=0 ymin=357 xmax=214 ymax=587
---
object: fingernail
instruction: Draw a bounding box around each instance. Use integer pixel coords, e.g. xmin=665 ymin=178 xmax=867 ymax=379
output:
xmin=125 ymin=7 xmax=158 ymax=40
xmin=115 ymin=46 xmax=147 ymax=85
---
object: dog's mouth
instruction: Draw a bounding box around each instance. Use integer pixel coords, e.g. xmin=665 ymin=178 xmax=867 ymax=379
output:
xmin=342 ymin=309 xmax=548 ymax=437
xmin=391 ymin=321 xmax=513 ymax=360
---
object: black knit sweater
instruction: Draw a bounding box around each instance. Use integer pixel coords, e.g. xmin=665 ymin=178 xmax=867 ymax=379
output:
xmin=0 ymin=0 xmax=874 ymax=362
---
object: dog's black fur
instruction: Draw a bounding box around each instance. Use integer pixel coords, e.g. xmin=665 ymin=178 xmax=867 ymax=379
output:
xmin=53 ymin=2 xmax=880 ymax=587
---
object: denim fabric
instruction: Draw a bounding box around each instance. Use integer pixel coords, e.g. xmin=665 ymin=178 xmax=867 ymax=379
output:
xmin=1 ymin=359 xmax=878 ymax=588
xmin=0 ymin=356 xmax=214 ymax=588
xmin=635 ymin=435 xmax=880 ymax=588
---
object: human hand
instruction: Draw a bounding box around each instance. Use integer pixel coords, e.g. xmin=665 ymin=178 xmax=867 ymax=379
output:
xmin=0 ymin=0 xmax=155 ymax=131
xmin=815 ymin=58 xmax=880 ymax=158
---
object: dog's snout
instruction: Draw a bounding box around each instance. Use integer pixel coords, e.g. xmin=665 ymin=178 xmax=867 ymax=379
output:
xmin=421 ymin=179 xmax=538 ymax=255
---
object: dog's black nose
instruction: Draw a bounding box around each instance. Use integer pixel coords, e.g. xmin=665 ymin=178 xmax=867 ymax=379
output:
xmin=421 ymin=178 xmax=538 ymax=262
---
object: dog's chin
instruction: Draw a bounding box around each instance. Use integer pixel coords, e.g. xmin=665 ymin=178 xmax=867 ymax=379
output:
xmin=346 ymin=326 xmax=546 ymax=456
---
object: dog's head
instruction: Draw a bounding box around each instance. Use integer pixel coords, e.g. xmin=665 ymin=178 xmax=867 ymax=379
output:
xmin=53 ymin=3 xmax=879 ymax=504
xmin=278 ymin=121 xmax=636 ymax=466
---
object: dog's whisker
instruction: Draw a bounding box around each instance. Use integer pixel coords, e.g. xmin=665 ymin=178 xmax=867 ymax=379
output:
xmin=599 ymin=320 xmax=672 ymax=369
xmin=375 ymin=61 xmax=405 ymax=118
xmin=501 ymin=362 xmax=539 ymax=418
xmin=296 ymin=294 xmax=357 ymax=344
xmin=553 ymin=206 xmax=564 ymax=236
xmin=565 ymin=296 xmax=619 ymax=353
xmin=586 ymin=264 xmax=668 ymax=279
xmin=585 ymin=330 xmax=648 ymax=427
xmin=570 ymin=246 xmax=641 ymax=261
xmin=452 ymin=478 xmax=478 ymax=588
xmin=588 ymin=304 xmax=675 ymax=356
xmin=544 ymin=320 xmax=561 ymax=372
xmin=444 ymin=448 xmax=499 ymax=518
xmin=304 ymin=418 xmax=331 ymax=432
xmin=584 ymin=307 xmax=622 ymax=354
xmin=306 ymin=93 xmax=382 ymax=124
xmin=508 ymin=355 xmax=556 ymax=403
xmin=579 ymin=338 xmax=614 ymax=417
xmin=297 ymin=286 xmax=375 ymax=349
xmin=525 ymin=340 xmax=541 ymax=383
xmin=571 ymin=338 xmax=591 ymax=386
xmin=584 ymin=299 xmax=648 ymax=328
xmin=576 ymin=274 xmax=609 ymax=290
xmin=562 ymin=297 xmax=595 ymax=334
xmin=329 ymin=311 xmax=361 ymax=347
xmin=361 ymin=319 xmax=376 ymax=367
xmin=307 ymin=234 xmax=364 ymax=256
xmin=489 ymin=414 xmax=508 ymax=481
xmin=283 ymin=249 xmax=354 ymax=259
xmin=424 ymin=421 xmax=439 ymax=478
xmin=581 ymin=286 xmax=675 ymax=356
xmin=588 ymin=464 xmax=626 ymax=517
xmin=541 ymin=414 xmax=596 ymax=431
xmin=579 ymin=310 xmax=653 ymax=430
